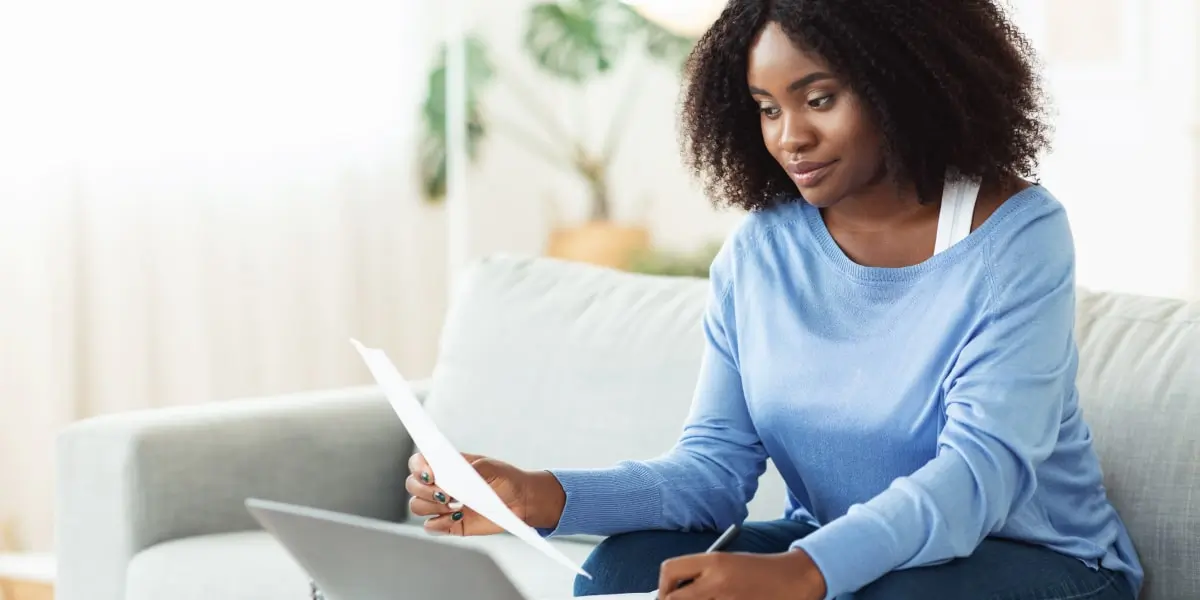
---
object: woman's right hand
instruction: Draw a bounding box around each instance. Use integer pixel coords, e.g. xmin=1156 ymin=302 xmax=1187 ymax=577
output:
xmin=406 ymin=452 xmax=566 ymax=536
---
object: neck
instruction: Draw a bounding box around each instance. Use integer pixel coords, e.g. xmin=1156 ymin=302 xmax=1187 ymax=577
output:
xmin=820 ymin=177 xmax=937 ymax=232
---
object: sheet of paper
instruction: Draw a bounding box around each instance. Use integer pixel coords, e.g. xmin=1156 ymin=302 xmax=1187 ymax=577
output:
xmin=351 ymin=339 xmax=591 ymax=579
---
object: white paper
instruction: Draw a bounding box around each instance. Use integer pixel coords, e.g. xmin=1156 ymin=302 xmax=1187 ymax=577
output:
xmin=351 ymin=339 xmax=591 ymax=579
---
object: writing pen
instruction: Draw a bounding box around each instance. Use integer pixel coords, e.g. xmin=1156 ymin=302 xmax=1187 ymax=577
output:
xmin=673 ymin=523 xmax=742 ymax=591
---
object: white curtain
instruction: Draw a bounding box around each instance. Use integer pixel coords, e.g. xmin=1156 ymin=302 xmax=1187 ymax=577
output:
xmin=0 ymin=0 xmax=446 ymax=552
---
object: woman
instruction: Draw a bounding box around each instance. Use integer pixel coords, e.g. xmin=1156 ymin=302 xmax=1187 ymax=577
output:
xmin=406 ymin=1 xmax=1143 ymax=598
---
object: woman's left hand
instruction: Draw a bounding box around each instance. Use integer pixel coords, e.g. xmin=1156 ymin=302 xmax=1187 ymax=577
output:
xmin=657 ymin=549 xmax=827 ymax=600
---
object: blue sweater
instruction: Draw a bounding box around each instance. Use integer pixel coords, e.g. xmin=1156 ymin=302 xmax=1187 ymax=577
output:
xmin=546 ymin=187 xmax=1143 ymax=598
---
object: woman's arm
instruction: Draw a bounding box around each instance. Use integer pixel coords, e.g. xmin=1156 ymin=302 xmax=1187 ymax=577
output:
xmin=791 ymin=203 xmax=1078 ymax=599
xmin=543 ymin=242 xmax=769 ymax=538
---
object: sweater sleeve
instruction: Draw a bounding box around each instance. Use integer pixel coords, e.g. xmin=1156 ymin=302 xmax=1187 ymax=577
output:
xmin=791 ymin=203 xmax=1078 ymax=598
xmin=542 ymin=240 xmax=769 ymax=538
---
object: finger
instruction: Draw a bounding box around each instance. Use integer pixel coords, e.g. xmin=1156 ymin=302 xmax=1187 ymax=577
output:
xmin=408 ymin=453 xmax=433 ymax=485
xmin=467 ymin=456 xmax=499 ymax=481
xmin=658 ymin=555 xmax=711 ymax=598
xmin=408 ymin=496 xmax=457 ymax=518
xmin=663 ymin=576 xmax=718 ymax=600
xmin=404 ymin=474 xmax=454 ymax=505
xmin=662 ymin=564 xmax=723 ymax=600
xmin=424 ymin=507 xmax=471 ymax=536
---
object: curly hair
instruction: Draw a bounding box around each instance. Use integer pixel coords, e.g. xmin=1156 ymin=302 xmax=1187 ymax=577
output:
xmin=679 ymin=0 xmax=1052 ymax=211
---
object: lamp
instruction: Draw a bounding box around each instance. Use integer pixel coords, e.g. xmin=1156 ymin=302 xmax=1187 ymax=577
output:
xmin=622 ymin=0 xmax=727 ymax=38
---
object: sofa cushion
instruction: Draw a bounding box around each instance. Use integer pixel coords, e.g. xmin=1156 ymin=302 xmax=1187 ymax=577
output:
xmin=1073 ymin=289 xmax=1200 ymax=600
xmin=425 ymin=255 xmax=789 ymax=523
xmin=125 ymin=531 xmax=310 ymax=600
xmin=125 ymin=526 xmax=597 ymax=600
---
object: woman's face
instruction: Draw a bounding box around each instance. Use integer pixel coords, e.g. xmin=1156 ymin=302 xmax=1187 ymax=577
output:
xmin=747 ymin=22 xmax=886 ymax=208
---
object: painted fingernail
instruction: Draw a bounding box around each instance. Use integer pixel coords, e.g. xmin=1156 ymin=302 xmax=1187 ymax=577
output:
xmin=433 ymin=491 xmax=448 ymax=504
xmin=420 ymin=472 xmax=431 ymax=484
xmin=448 ymin=501 xmax=463 ymax=510
xmin=451 ymin=511 xmax=464 ymax=522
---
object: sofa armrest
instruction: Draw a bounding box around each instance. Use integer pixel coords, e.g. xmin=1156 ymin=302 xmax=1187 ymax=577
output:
xmin=54 ymin=382 xmax=423 ymax=600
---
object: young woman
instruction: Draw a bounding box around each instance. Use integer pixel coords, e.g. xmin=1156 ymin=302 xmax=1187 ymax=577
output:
xmin=405 ymin=1 xmax=1143 ymax=598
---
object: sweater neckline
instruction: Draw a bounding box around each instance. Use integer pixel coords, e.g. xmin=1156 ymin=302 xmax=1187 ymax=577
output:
xmin=800 ymin=185 xmax=1044 ymax=283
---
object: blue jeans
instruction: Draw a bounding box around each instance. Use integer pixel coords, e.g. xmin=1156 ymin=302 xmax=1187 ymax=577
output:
xmin=574 ymin=520 xmax=1134 ymax=599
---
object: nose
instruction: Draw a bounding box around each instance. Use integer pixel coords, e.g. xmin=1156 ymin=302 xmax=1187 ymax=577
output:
xmin=777 ymin=111 xmax=816 ymax=155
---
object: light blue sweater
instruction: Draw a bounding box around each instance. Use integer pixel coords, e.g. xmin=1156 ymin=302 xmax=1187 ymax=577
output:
xmin=546 ymin=187 xmax=1143 ymax=599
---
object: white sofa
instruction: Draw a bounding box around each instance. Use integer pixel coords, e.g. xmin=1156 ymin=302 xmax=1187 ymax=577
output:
xmin=56 ymin=255 xmax=1199 ymax=600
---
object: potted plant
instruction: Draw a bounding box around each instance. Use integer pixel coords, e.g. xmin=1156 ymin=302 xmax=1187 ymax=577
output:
xmin=627 ymin=241 xmax=722 ymax=278
xmin=418 ymin=0 xmax=695 ymax=269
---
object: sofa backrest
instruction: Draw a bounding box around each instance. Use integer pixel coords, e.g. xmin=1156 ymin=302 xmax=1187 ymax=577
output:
xmin=1072 ymin=288 xmax=1199 ymax=600
xmin=424 ymin=255 xmax=789 ymax=524
xmin=426 ymin=255 xmax=1198 ymax=599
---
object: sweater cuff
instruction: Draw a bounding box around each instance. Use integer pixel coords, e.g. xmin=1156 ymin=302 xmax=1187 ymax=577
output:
xmin=540 ymin=466 xmax=663 ymax=537
xmin=790 ymin=507 xmax=901 ymax=599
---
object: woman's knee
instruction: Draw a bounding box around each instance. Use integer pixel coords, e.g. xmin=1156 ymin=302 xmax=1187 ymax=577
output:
xmin=573 ymin=529 xmax=718 ymax=597
xmin=854 ymin=539 xmax=1132 ymax=600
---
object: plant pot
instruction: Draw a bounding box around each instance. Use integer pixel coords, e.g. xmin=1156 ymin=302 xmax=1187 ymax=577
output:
xmin=545 ymin=221 xmax=651 ymax=270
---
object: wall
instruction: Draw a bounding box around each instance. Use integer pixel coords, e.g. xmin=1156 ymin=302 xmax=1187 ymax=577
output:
xmin=1009 ymin=0 xmax=1200 ymax=299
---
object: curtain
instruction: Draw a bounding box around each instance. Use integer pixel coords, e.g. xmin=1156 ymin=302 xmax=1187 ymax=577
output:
xmin=0 ymin=0 xmax=446 ymax=552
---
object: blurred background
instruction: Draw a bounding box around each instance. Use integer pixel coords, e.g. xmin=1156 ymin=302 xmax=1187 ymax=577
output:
xmin=0 ymin=0 xmax=1196 ymax=557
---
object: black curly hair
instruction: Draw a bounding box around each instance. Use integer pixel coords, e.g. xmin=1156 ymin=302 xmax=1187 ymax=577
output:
xmin=680 ymin=0 xmax=1052 ymax=211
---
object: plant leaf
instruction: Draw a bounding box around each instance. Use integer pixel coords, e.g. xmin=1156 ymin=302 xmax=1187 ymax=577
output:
xmin=616 ymin=3 xmax=695 ymax=68
xmin=523 ymin=0 xmax=624 ymax=83
xmin=418 ymin=35 xmax=494 ymax=202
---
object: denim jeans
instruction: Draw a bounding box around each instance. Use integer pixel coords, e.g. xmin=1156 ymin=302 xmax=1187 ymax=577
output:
xmin=574 ymin=520 xmax=1134 ymax=600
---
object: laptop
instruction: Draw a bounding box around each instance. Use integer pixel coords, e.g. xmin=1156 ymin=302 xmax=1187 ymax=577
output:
xmin=246 ymin=498 xmax=650 ymax=600
xmin=246 ymin=497 xmax=529 ymax=600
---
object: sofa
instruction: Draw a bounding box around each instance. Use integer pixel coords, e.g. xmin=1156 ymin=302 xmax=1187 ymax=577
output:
xmin=56 ymin=254 xmax=1199 ymax=600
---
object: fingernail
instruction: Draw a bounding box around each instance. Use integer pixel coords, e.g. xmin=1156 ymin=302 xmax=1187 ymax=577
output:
xmin=433 ymin=491 xmax=447 ymax=504
xmin=451 ymin=511 xmax=464 ymax=522
xmin=448 ymin=501 xmax=463 ymax=510
xmin=420 ymin=472 xmax=431 ymax=484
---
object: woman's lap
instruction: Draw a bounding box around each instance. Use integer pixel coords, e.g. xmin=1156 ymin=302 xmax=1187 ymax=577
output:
xmin=574 ymin=520 xmax=814 ymax=596
xmin=854 ymin=537 xmax=1132 ymax=600
xmin=574 ymin=520 xmax=1133 ymax=600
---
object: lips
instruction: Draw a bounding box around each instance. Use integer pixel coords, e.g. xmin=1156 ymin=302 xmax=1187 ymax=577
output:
xmin=785 ymin=159 xmax=836 ymax=186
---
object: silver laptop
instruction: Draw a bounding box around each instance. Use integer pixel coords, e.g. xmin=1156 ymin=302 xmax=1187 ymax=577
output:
xmin=246 ymin=497 xmax=527 ymax=600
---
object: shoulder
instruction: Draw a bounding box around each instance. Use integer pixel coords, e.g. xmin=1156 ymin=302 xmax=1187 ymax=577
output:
xmin=983 ymin=185 xmax=1073 ymax=262
xmin=981 ymin=185 xmax=1075 ymax=302
xmin=709 ymin=200 xmax=806 ymax=289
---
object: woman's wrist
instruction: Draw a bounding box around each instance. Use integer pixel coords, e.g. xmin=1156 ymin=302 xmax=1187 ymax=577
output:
xmin=785 ymin=548 xmax=828 ymax=598
xmin=523 ymin=469 xmax=567 ymax=529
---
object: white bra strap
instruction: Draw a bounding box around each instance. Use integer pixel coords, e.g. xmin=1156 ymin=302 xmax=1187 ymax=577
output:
xmin=933 ymin=176 xmax=981 ymax=254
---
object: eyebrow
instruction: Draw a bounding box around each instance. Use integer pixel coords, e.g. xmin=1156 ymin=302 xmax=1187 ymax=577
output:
xmin=748 ymin=71 xmax=835 ymax=97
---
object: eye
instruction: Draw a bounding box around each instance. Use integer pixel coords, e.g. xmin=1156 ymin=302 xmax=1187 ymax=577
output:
xmin=758 ymin=105 xmax=781 ymax=119
xmin=808 ymin=94 xmax=835 ymax=109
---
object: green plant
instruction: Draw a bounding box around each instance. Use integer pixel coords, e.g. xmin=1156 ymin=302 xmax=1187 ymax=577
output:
xmin=418 ymin=36 xmax=493 ymax=200
xmin=627 ymin=242 xmax=721 ymax=278
xmin=418 ymin=0 xmax=695 ymax=220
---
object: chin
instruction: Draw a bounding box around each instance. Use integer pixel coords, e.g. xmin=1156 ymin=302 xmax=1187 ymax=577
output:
xmin=795 ymin=186 xmax=840 ymax=209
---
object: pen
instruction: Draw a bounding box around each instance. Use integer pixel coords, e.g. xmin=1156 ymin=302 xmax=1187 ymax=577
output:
xmin=673 ymin=523 xmax=742 ymax=591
